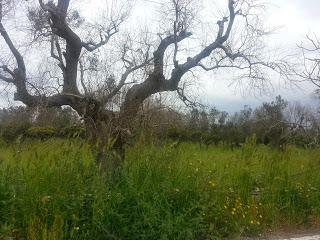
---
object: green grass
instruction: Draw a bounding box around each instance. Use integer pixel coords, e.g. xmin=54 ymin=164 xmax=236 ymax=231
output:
xmin=0 ymin=137 xmax=320 ymax=239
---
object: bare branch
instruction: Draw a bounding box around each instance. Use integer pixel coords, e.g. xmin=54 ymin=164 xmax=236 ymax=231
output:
xmin=0 ymin=65 xmax=14 ymax=84
xmin=291 ymin=34 xmax=320 ymax=89
xmin=105 ymin=47 xmax=154 ymax=102
xmin=0 ymin=73 xmax=14 ymax=83
xmin=153 ymin=31 xmax=192 ymax=75
xmin=177 ymin=82 xmax=200 ymax=108
xmin=82 ymin=23 xmax=120 ymax=52
xmin=57 ymin=0 xmax=70 ymax=18
xmin=0 ymin=23 xmax=26 ymax=75
xmin=0 ymin=0 xmax=3 ymax=21
xmin=0 ymin=4 xmax=83 ymax=109
xmin=50 ymin=35 xmax=65 ymax=70
xmin=0 ymin=65 xmax=14 ymax=77
xmin=39 ymin=0 xmax=82 ymax=94
xmin=172 ymin=0 xmax=180 ymax=67
xmin=166 ymin=0 xmax=239 ymax=88
xmin=79 ymin=60 xmax=88 ymax=95
xmin=82 ymin=34 xmax=113 ymax=52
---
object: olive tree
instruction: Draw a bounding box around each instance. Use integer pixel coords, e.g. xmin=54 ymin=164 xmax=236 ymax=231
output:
xmin=0 ymin=0 xmax=283 ymax=169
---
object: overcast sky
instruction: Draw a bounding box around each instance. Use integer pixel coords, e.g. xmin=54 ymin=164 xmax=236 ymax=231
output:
xmin=1 ymin=0 xmax=320 ymax=112
xmin=202 ymin=0 xmax=320 ymax=112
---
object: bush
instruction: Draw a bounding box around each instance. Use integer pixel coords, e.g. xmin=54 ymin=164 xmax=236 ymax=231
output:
xmin=59 ymin=125 xmax=86 ymax=138
xmin=0 ymin=123 xmax=31 ymax=143
xmin=25 ymin=126 xmax=57 ymax=139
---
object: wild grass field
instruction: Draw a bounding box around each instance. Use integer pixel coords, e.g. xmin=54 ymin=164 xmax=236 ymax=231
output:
xmin=0 ymin=137 xmax=320 ymax=239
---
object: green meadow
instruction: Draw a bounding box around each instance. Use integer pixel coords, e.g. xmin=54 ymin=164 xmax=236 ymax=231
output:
xmin=0 ymin=138 xmax=320 ymax=239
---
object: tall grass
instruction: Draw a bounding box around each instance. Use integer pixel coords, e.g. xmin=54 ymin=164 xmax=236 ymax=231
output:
xmin=0 ymin=138 xmax=320 ymax=239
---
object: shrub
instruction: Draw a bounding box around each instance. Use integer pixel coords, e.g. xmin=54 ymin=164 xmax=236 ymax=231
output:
xmin=59 ymin=125 xmax=86 ymax=138
xmin=25 ymin=126 xmax=57 ymax=139
xmin=0 ymin=123 xmax=31 ymax=143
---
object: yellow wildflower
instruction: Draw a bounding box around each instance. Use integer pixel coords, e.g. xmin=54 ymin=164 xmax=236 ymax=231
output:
xmin=209 ymin=181 xmax=216 ymax=187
